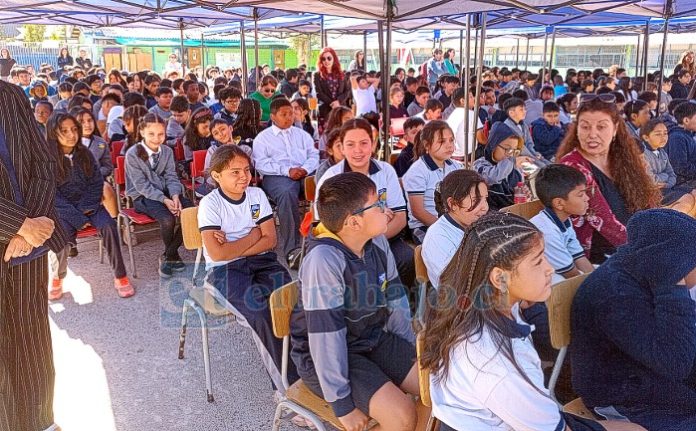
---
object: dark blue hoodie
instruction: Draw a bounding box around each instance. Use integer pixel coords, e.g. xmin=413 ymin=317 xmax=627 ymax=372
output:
xmin=473 ymin=122 xmax=523 ymax=211
xmin=570 ymin=209 xmax=696 ymax=422
xmin=665 ymin=125 xmax=696 ymax=185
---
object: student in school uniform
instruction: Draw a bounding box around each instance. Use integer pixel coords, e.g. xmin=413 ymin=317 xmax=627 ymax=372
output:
xmin=421 ymin=212 xmax=641 ymax=431
xmin=125 ymin=113 xmax=193 ymax=278
xmin=402 ymin=121 xmax=462 ymax=244
xmin=148 ymin=87 xmax=173 ymax=121
xmin=197 ymin=119 xmax=253 ymax=197
xmin=252 ymin=97 xmax=319 ymax=268
xmin=47 ymin=112 xmax=134 ymax=300
xmin=317 ymin=118 xmax=416 ymax=288
xmin=421 ymin=170 xmax=488 ymax=289
xmin=213 ymin=87 xmax=242 ymax=126
xmin=198 ymin=144 xmax=295 ymax=396
xmin=182 ymin=107 xmax=213 ymax=162
xmin=166 ymin=95 xmax=191 ymax=148
xmin=407 ymin=86 xmax=431 ymax=117
xmin=393 ymin=117 xmax=425 ymax=178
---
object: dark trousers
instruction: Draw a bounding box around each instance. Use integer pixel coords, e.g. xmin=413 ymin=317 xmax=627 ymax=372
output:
xmin=54 ymin=207 xmax=127 ymax=279
xmin=207 ymin=253 xmax=298 ymax=390
xmin=134 ymin=195 xmax=193 ymax=261
xmin=389 ymin=236 xmax=415 ymax=288
xmin=261 ymin=175 xmax=302 ymax=257
xmin=0 ymin=254 xmax=55 ymax=431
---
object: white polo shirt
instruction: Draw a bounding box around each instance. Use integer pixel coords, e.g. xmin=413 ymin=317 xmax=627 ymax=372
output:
xmin=530 ymin=208 xmax=585 ymax=276
xmin=403 ymin=155 xmax=462 ymax=230
xmin=316 ymin=159 xmax=406 ymax=217
xmin=421 ymin=214 xmax=466 ymax=289
xmin=447 ymin=107 xmax=484 ymax=158
xmin=197 ymin=186 xmax=273 ymax=269
xmin=430 ymin=305 xmax=565 ymax=431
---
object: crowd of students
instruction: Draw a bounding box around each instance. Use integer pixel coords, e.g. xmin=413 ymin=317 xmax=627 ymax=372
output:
xmin=5 ymin=44 xmax=696 ymax=430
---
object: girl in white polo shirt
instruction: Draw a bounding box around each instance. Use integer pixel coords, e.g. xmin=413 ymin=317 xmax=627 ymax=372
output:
xmin=421 ymin=212 xmax=642 ymax=431
xmin=402 ymin=120 xmax=462 ymax=244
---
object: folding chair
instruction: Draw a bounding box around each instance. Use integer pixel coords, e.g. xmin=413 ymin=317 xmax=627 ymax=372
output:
xmin=413 ymin=245 xmax=429 ymax=333
xmin=500 ymin=199 xmax=544 ymax=220
xmin=75 ymin=225 xmax=104 ymax=264
xmin=114 ymin=155 xmax=161 ymax=278
xmin=270 ymin=281 xmax=377 ymax=431
xmin=186 ymin=149 xmax=207 ymax=204
xmin=416 ymin=333 xmax=439 ymax=431
xmin=177 ymin=206 xmax=233 ymax=403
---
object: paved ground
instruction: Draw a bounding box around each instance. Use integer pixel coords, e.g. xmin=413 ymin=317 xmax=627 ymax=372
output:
xmin=49 ymin=230 xmax=305 ymax=431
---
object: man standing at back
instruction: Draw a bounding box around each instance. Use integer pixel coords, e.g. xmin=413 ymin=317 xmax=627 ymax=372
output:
xmin=0 ymin=80 xmax=67 ymax=431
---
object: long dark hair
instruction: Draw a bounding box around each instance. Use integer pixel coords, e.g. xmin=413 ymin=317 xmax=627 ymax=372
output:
xmin=292 ymin=98 xmax=315 ymax=136
xmin=70 ymin=107 xmax=101 ymax=139
xmin=47 ymin=112 xmax=94 ymax=183
xmin=434 ymin=170 xmax=486 ymax=216
xmin=233 ymin=99 xmax=261 ymax=135
xmin=122 ymin=105 xmax=149 ymax=153
xmin=421 ymin=213 xmax=544 ymax=388
xmin=184 ymin=107 xmax=213 ymax=151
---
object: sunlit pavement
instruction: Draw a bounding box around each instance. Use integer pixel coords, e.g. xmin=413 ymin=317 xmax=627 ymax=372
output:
xmin=48 ymin=231 xmax=304 ymax=431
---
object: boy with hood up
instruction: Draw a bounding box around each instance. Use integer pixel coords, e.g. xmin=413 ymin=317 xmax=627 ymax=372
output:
xmin=473 ymin=122 xmax=534 ymax=211
xmin=570 ymin=209 xmax=696 ymax=431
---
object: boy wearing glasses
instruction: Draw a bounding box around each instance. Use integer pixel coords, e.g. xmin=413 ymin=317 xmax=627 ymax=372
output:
xmin=214 ymin=87 xmax=242 ymax=126
xmin=290 ymin=172 xmax=418 ymax=431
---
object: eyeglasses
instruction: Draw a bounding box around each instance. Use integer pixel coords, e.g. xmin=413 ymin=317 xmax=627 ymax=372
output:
xmin=500 ymin=146 xmax=521 ymax=157
xmin=224 ymin=99 xmax=241 ymax=105
xmin=578 ymin=93 xmax=616 ymax=106
xmin=262 ymin=87 xmax=275 ymax=93
xmin=351 ymin=199 xmax=386 ymax=216
xmin=321 ymin=56 xmax=333 ymax=62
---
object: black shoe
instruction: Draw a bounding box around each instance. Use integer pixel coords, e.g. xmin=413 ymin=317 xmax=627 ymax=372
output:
xmin=286 ymin=248 xmax=302 ymax=270
xmin=159 ymin=261 xmax=173 ymax=278
xmin=171 ymin=260 xmax=186 ymax=272
xmin=69 ymin=246 xmax=78 ymax=258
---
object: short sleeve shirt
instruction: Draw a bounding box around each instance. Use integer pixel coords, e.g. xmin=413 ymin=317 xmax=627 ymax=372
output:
xmin=402 ymin=155 xmax=462 ymax=229
xmin=197 ymin=186 xmax=273 ymax=269
xmin=530 ymin=208 xmax=585 ymax=275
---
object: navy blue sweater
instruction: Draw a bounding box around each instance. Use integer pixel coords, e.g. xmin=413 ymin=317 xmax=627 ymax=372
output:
xmin=55 ymin=151 xmax=105 ymax=232
xmin=665 ymin=126 xmax=696 ymax=186
xmin=531 ymin=118 xmax=565 ymax=160
xmin=570 ymin=209 xmax=696 ymax=414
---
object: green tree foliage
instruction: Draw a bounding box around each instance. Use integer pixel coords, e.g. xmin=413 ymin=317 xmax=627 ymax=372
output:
xmin=22 ymin=24 xmax=46 ymax=42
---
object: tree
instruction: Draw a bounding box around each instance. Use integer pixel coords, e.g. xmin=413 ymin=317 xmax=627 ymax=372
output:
xmin=22 ymin=24 xmax=46 ymax=42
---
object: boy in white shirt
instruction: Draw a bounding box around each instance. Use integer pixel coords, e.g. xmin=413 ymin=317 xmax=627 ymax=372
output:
xmin=350 ymin=72 xmax=379 ymax=116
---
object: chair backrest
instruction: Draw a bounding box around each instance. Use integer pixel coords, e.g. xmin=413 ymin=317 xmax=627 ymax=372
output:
xmin=390 ymin=117 xmax=407 ymax=137
xmin=115 ymin=155 xmax=126 ymax=187
xmin=110 ymin=140 xmax=124 ymax=168
xmin=181 ymin=206 xmax=202 ymax=250
xmin=190 ymin=149 xmax=208 ymax=179
xmin=304 ymin=175 xmax=316 ymax=202
xmin=416 ymin=333 xmax=432 ymax=408
xmin=270 ymin=281 xmax=299 ymax=339
xmin=389 ymin=152 xmax=399 ymax=167
xmin=500 ymin=200 xmax=544 ymax=220
xmin=174 ymin=138 xmax=185 ymax=162
xmin=414 ymin=245 xmax=429 ymax=285
xmin=546 ymin=273 xmax=589 ymax=350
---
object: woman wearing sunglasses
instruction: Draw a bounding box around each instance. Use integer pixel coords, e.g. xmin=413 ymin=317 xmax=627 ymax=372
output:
xmin=163 ymin=53 xmax=183 ymax=78
xmin=314 ymin=47 xmax=351 ymax=132
xmin=557 ymin=94 xmax=661 ymax=264
xmin=249 ymin=74 xmax=280 ymax=124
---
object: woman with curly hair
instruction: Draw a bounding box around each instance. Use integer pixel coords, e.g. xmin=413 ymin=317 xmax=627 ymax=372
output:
xmin=557 ymin=95 xmax=662 ymax=264
xmin=314 ymin=47 xmax=351 ymax=132
xmin=673 ymin=50 xmax=696 ymax=78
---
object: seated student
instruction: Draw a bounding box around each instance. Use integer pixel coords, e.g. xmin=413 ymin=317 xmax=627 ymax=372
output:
xmin=148 ymin=87 xmax=173 ymax=120
xmin=415 ymin=98 xmax=444 ymax=122
xmin=197 ymin=118 xmax=252 ymax=195
xmin=640 ymin=118 xmax=690 ymax=205
xmin=530 ymin=164 xmax=594 ymax=283
xmin=291 ymin=98 xmax=318 ymax=142
xmin=317 ymin=118 xmax=416 ymax=288
xmin=669 ymin=69 xmax=691 ymax=100
xmin=84 ymin=74 xmax=104 ymax=105
xmin=182 ymin=107 xmax=213 ymax=161
xmin=142 ymin=75 xmax=160 ymax=109
xmin=421 ymin=170 xmax=488 ymax=289
xmin=232 ymin=99 xmax=263 ymax=147
xmin=490 ymin=92 xmax=512 ymax=125
xmin=119 ymin=105 xmax=149 ymax=155
xmin=403 ymin=121 xmax=462 ymax=244
xmin=624 ymin=100 xmax=651 ymax=144
xmin=98 ymin=92 xmax=122 ymax=137
xmin=55 ymin=82 xmax=73 ymax=112
xmin=407 ymin=85 xmax=430 ymax=117
xmin=213 ymin=86 xmax=242 ymax=126
xmin=249 ymin=75 xmax=280 ymax=124
xmin=473 ymin=122 xmax=534 ymax=211
xmin=315 ymin=129 xmax=343 ymax=183
xmin=351 ymin=72 xmax=378 ymax=117
xmin=404 ymin=76 xmax=418 ymax=108
xmin=436 ymin=75 xmax=460 ymax=112
xmin=422 ymin=212 xmax=641 ymax=431
xmin=125 ymin=113 xmax=193 ymax=278
xmin=503 ymin=96 xmax=549 ymax=165
xmin=290 ymin=172 xmax=420 ymax=431
xmin=637 ymin=91 xmax=658 ymax=118
xmin=531 ymin=101 xmax=566 ymax=161
xmin=389 ymin=86 xmax=408 ymax=119
xmin=446 ymin=87 xmax=485 ymax=160
xmin=47 ymin=113 xmax=134 ymax=300
xmin=658 ymin=79 xmax=673 ymax=114
xmin=34 ymin=100 xmax=52 ymax=138
xmin=291 ymin=79 xmax=312 ymax=101
xmin=252 ymin=98 xmax=319 ymax=268
xmin=666 ymin=100 xmax=696 ymax=188
xmin=571 ymin=209 xmax=696 ymax=431
xmin=166 ymin=95 xmax=191 ymax=147
xmin=318 ymin=106 xmax=354 ymax=153
xmin=394 ymin=117 xmax=425 ymax=177
xmin=198 ymin=144 xmax=295 ymax=394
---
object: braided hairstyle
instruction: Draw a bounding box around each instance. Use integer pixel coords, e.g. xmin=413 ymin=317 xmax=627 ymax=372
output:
xmin=421 ymin=212 xmax=544 ymax=390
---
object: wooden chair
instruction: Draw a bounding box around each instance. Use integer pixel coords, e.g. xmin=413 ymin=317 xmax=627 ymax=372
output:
xmin=414 ymin=245 xmax=429 ymax=333
xmin=177 ymin=207 xmax=233 ymax=403
xmin=304 ymin=175 xmax=316 ymax=202
xmin=500 ymin=199 xmax=544 ymax=220
xmin=389 ymin=152 xmax=399 ymax=167
xmin=269 ymin=281 xmax=376 ymax=431
xmin=546 ymin=273 xmax=597 ymax=418
xmin=416 ymin=334 xmax=439 ymax=431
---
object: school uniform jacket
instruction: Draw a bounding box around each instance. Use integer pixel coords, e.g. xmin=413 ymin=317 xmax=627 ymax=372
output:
xmin=85 ymin=135 xmax=113 ymax=178
xmin=124 ymin=143 xmax=183 ymax=202
xmin=55 ymin=152 xmax=107 ymax=234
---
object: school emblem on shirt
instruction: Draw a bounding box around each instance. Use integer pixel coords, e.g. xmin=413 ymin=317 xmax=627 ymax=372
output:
xmin=250 ymin=203 xmax=260 ymax=220
xmin=378 ymin=188 xmax=387 ymax=203
xmin=379 ymin=273 xmax=387 ymax=292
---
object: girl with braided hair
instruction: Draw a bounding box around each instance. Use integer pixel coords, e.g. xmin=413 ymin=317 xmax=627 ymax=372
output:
xmin=421 ymin=212 xmax=646 ymax=431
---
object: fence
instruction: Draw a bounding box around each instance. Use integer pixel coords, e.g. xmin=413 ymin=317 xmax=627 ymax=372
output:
xmin=0 ymin=42 xmax=86 ymax=71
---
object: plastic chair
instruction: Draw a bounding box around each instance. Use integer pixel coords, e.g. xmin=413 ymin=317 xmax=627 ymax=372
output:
xmin=75 ymin=225 xmax=104 ymax=263
xmin=114 ymin=155 xmax=160 ymax=278
xmin=187 ymin=149 xmax=207 ymax=204
xmin=500 ymin=200 xmax=544 ymax=220
xmin=270 ymin=281 xmax=376 ymax=431
xmin=416 ymin=333 xmax=439 ymax=431
xmin=177 ymin=207 xmax=233 ymax=403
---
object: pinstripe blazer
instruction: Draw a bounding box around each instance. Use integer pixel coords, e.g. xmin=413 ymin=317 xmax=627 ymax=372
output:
xmin=0 ymin=81 xmax=67 ymax=254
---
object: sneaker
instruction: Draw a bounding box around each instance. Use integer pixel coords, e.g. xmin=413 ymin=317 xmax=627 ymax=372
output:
xmin=49 ymin=278 xmax=63 ymax=300
xmin=159 ymin=261 xmax=173 ymax=278
xmin=114 ymin=277 xmax=135 ymax=298
xmin=286 ymin=247 xmax=302 ymax=270
xmin=68 ymin=246 xmax=78 ymax=258
xmin=170 ymin=260 xmax=186 ymax=273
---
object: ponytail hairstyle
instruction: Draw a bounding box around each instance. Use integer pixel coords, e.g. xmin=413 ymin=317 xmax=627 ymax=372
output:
xmin=413 ymin=120 xmax=453 ymax=159
xmin=122 ymin=105 xmax=149 ymax=153
xmin=233 ymin=99 xmax=262 ymax=136
xmin=135 ymin=113 xmax=167 ymax=162
xmin=47 ymin=112 xmax=94 ymax=183
xmin=292 ymin=97 xmax=315 ymax=136
xmin=421 ymin=212 xmax=545 ymax=391
xmin=184 ymin=107 xmax=213 ymax=151
xmin=434 ymin=170 xmax=486 ymax=217
xmin=324 ymin=106 xmax=353 ymax=136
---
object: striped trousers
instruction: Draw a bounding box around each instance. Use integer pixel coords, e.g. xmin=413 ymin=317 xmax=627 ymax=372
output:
xmin=0 ymin=255 xmax=54 ymax=431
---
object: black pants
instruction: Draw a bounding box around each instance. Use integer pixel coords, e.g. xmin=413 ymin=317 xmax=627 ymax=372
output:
xmin=134 ymin=195 xmax=193 ymax=261
xmin=389 ymin=236 xmax=415 ymax=288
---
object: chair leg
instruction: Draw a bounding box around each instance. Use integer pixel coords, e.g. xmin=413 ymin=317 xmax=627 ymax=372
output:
xmin=548 ymin=347 xmax=567 ymax=405
xmin=192 ymin=248 xmax=202 ymax=284
xmin=122 ymin=216 xmax=137 ymax=278
xmin=178 ymin=299 xmax=192 ymax=360
xmin=99 ymin=239 xmax=104 ymax=264
xmin=192 ymin=302 xmax=214 ymax=403
xmin=271 ymin=402 xmax=284 ymax=431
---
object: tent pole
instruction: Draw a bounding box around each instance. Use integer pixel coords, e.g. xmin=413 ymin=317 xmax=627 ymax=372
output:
xmin=377 ymin=21 xmax=385 ymax=153
xmin=179 ymin=18 xmax=185 ymax=76
xmin=364 ymin=31 xmax=368 ymax=70
xmin=516 ymin=38 xmax=520 ymax=69
xmin=541 ymin=29 xmax=549 ymax=86
xmin=471 ymin=12 xmax=486 ymax=168
xmin=473 ymin=26 xmax=479 ymax=71
xmin=635 ymin=33 xmax=641 ymax=77
xmin=549 ymin=27 xmax=556 ymax=76
xmin=320 ymin=15 xmax=326 ymax=47
xmin=383 ymin=17 xmax=393 ymax=161
xmin=459 ymin=29 xmax=464 ymax=81
xmin=463 ymin=14 xmax=471 ymax=168
xmin=240 ymin=21 xmax=248 ymax=95
xmin=525 ymin=37 xmax=530 ymax=69
xmin=642 ymin=21 xmax=650 ymax=92
xmin=254 ymin=8 xmax=260 ymax=91
xmin=201 ymin=33 xmax=205 ymax=79
xmin=656 ymin=8 xmax=672 ymax=111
